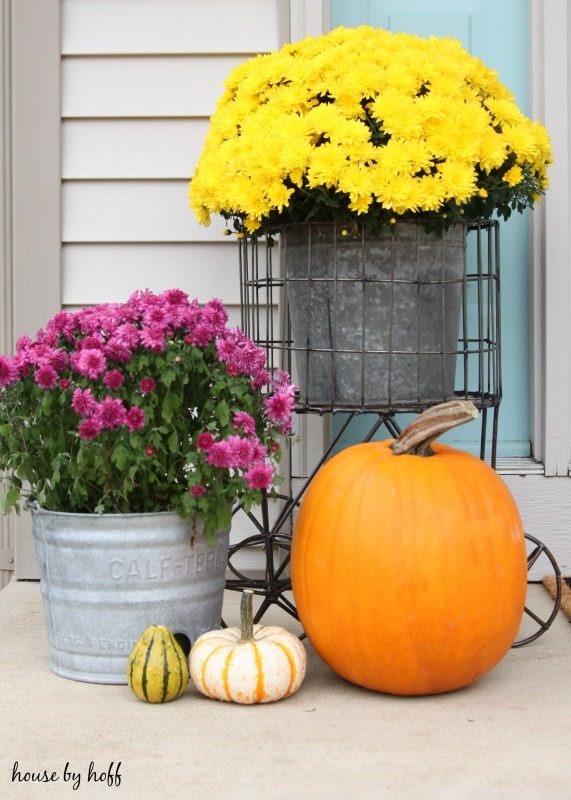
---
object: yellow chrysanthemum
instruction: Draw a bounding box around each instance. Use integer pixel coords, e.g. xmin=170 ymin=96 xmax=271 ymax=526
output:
xmin=502 ymin=122 xmax=540 ymax=163
xmin=306 ymin=143 xmax=349 ymax=189
xmin=438 ymin=160 xmax=478 ymax=204
xmin=503 ymin=165 xmax=523 ymax=186
xmin=189 ymin=25 xmax=552 ymax=229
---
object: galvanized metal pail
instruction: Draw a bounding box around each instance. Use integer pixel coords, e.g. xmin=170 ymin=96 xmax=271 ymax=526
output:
xmin=30 ymin=506 xmax=229 ymax=684
xmin=283 ymin=222 xmax=466 ymax=408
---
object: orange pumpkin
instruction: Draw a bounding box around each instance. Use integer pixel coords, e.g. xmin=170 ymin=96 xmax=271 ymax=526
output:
xmin=291 ymin=401 xmax=527 ymax=696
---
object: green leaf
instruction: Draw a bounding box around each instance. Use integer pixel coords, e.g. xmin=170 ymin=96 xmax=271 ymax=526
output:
xmin=167 ymin=430 xmax=180 ymax=453
xmin=215 ymin=400 xmax=230 ymax=428
xmin=161 ymin=391 xmax=180 ymax=424
xmin=0 ymin=484 xmax=22 ymax=513
xmin=111 ymin=443 xmax=131 ymax=471
xmin=161 ymin=368 xmax=177 ymax=389
xmin=215 ymin=502 xmax=232 ymax=532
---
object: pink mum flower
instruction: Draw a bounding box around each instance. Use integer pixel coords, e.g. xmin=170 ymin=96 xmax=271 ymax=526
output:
xmin=205 ymin=441 xmax=233 ymax=468
xmin=58 ymin=378 xmax=71 ymax=390
xmin=77 ymin=418 xmax=102 ymax=441
xmin=75 ymin=348 xmax=107 ymax=380
xmin=96 ymin=396 xmax=127 ymax=430
xmin=250 ymin=438 xmax=268 ymax=462
xmin=0 ymin=355 xmax=18 ymax=387
xmin=77 ymin=334 xmax=104 ymax=351
xmin=186 ymin=323 xmax=214 ymax=347
xmin=251 ymin=369 xmax=271 ymax=390
xmin=103 ymin=370 xmax=125 ymax=389
xmin=202 ymin=298 xmax=228 ymax=334
xmin=143 ymin=305 xmax=170 ymax=330
xmin=140 ymin=326 xmax=165 ymax=353
xmin=245 ymin=463 xmax=274 ymax=490
xmin=196 ymin=431 xmax=215 ymax=451
xmin=264 ymin=390 xmax=295 ymax=425
xmin=71 ymin=387 xmax=98 ymax=417
xmin=125 ymin=406 xmax=145 ymax=432
xmin=189 ymin=484 xmax=206 ymax=497
xmin=105 ymin=338 xmax=133 ymax=364
xmin=232 ymin=411 xmax=256 ymax=436
xmin=163 ymin=288 xmax=188 ymax=306
xmin=114 ymin=323 xmax=140 ymax=349
xmin=227 ymin=435 xmax=255 ymax=469
xmin=47 ymin=349 xmax=69 ymax=372
xmin=35 ymin=364 xmax=58 ymax=389
xmin=139 ymin=377 xmax=156 ymax=394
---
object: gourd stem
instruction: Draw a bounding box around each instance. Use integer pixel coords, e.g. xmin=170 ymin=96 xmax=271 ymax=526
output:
xmin=391 ymin=400 xmax=479 ymax=457
xmin=240 ymin=590 xmax=255 ymax=641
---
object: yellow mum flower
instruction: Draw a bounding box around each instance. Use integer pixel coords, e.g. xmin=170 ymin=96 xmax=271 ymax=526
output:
xmin=503 ymin=165 xmax=523 ymax=186
xmin=189 ymin=25 xmax=552 ymax=231
xmin=306 ymin=143 xmax=349 ymax=189
xmin=503 ymin=122 xmax=540 ymax=163
xmin=438 ymin=160 xmax=478 ymax=204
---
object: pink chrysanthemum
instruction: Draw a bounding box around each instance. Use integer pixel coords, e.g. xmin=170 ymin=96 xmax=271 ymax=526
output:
xmin=47 ymin=349 xmax=69 ymax=372
xmin=251 ymin=369 xmax=271 ymax=390
xmin=34 ymin=364 xmax=58 ymax=389
xmin=74 ymin=348 xmax=107 ymax=380
xmin=103 ymin=370 xmax=125 ymax=389
xmin=125 ymin=406 xmax=145 ymax=432
xmin=77 ymin=417 xmax=102 ymax=441
xmin=0 ymin=355 xmax=18 ymax=387
xmin=189 ymin=484 xmax=206 ymax=497
xmin=164 ymin=288 xmax=188 ymax=306
xmin=143 ymin=305 xmax=170 ymax=330
xmin=15 ymin=335 xmax=32 ymax=353
xmin=105 ymin=338 xmax=133 ymax=364
xmin=205 ymin=441 xmax=233 ymax=468
xmin=232 ymin=411 xmax=257 ymax=436
xmin=250 ymin=438 xmax=268 ymax=462
xmin=264 ymin=390 xmax=295 ymax=425
xmin=71 ymin=387 xmax=98 ymax=417
xmin=227 ymin=435 xmax=256 ymax=469
xmin=202 ymin=298 xmax=228 ymax=334
xmin=139 ymin=377 xmax=156 ymax=394
xmin=186 ymin=323 xmax=214 ymax=347
xmin=77 ymin=334 xmax=105 ymax=351
xmin=58 ymin=378 xmax=71 ymax=390
xmin=196 ymin=431 xmax=215 ymax=451
xmin=140 ymin=326 xmax=165 ymax=353
xmin=114 ymin=323 xmax=140 ymax=349
xmin=245 ymin=463 xmax=274 ymax=490
xmin=95 ymin=396 xmax=127 ymax=429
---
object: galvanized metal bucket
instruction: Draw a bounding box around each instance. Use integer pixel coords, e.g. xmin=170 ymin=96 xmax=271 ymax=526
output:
xmin=283 ymin=222 xmax=466 ymax=409
xmin=30 ymin=505 xmax=229 ymax=684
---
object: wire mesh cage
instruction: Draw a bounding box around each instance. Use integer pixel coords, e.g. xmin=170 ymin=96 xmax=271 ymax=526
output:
xmin=239 ymin=219 xmax=501 ymax=417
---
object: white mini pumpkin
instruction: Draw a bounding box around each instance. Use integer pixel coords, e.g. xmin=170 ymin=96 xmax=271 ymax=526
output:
xmin=189 ymin=590 xmax=307 ymax=704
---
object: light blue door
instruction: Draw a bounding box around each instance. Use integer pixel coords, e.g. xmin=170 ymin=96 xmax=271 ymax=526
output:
xmin=329 ymin=0 xmax=532 ymax=457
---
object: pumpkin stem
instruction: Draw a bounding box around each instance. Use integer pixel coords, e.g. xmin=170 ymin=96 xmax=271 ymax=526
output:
xmin=240 ymin=590 xmax=255 ymax=641
xmin=391 ymin=400 xmax=479 ymax=457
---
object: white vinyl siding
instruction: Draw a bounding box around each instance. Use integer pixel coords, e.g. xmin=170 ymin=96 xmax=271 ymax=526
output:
xmin=6 ymin=0 xmax=288 ymax=581
xmin=63 ymin=119 xmax=210 ymax=179
xmin=60 ymin=0 xmax=285 ymax=317
xmin=61 ymin=0 xmax=284 ymax=54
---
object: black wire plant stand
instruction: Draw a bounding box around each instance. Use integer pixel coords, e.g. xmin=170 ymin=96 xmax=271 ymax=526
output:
xmin=226 ymin=219 xmax=561 ymax=645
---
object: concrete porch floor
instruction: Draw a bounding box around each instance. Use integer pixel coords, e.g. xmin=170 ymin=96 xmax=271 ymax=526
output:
xmin=0 ymin=581 xmax=568 ymax=800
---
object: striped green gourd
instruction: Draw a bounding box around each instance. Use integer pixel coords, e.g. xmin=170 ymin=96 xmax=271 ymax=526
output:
xmin=127 ymin=625 xmax=189 ymax=703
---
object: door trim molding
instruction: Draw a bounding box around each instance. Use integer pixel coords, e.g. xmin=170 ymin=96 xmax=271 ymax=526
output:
xmin=532 ymin=0 xmax=571 ymax=475
xmin=6 ymin=0 xmax=62 ymax=581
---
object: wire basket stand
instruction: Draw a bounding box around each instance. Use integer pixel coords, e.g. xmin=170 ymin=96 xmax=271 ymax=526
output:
xmin=226 ymin=219 xmax=561 ymax=642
